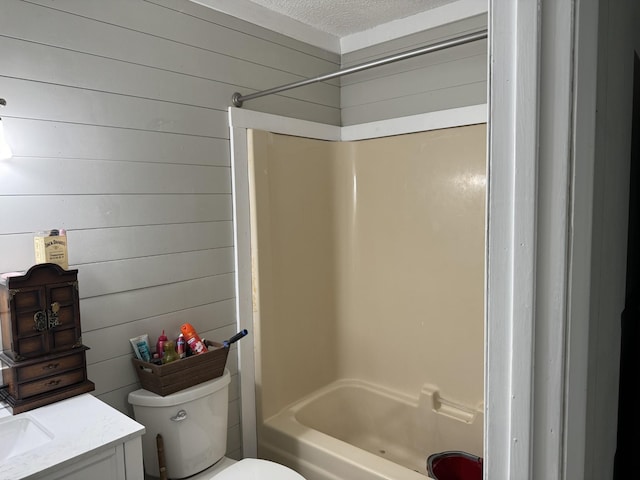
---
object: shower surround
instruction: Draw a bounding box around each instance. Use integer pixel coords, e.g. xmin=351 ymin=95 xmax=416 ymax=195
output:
xmin=246 ymin=123 xmax=486 ymax=479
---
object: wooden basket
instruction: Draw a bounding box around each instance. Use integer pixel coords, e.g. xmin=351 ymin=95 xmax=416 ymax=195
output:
xmin=131 ymin=340 xmax=228 ymax=396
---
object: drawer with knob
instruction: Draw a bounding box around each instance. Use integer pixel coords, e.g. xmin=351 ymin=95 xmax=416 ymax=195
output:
xmin=15 ymin=350 xmax=85 ymax=383
xmin=17 ymin=368 xmax=86 ymax=399
xmin=0 ymin=346 xmax=91 ymax=402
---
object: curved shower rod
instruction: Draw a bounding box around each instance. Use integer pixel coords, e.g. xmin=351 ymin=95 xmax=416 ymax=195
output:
xmin=231 ymin=29 xmax=488 ymax=108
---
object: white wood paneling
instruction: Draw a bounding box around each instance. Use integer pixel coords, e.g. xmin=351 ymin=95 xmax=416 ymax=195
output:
xmin=0 ymin=0 xmax=340 ymax=459
xmin=69 ymin=223 xmax=234 ymax=263
xmin=341 ymin=40 xmax=487 ymax=91
xmin=0 ymin=221 xmax=233 ymax=273
xmin=228 ymin=397 xmax=241 ymax=428
xmin=5 ymin=118 xmax=230 ymax=165
xmin=89 ymin=356 xmax=140 ymax=396
xmin=80 ymin=278 xmax=235 ymax=331
xmin=96 ymin=384 xmax=142 ymax=415
xmin=0 ymin=0 xmax=339 ymax=111
xmin=340 ymin=15 xmax=487 ymax=125
xmin=1 ymin=158 xmax=231 ymax=195
xmin=227 ymin=424 xmax=242 ymax=460
xmin=0 ymin=194 xmax=231 ymax=235
xmin=1 ymin=37 xmax=235 ymax=112
xmin=1 ymin=77 xmax=228 ymax=137
xmin=78 ymin=248 xmax=234 ymax=298
xmin=341 ymin=53 xmax=487 ymax=107
xmin=26 ymin=0 xmax=340 ymax=81
xmin=343 ymin=82 xmax=487 ymax=126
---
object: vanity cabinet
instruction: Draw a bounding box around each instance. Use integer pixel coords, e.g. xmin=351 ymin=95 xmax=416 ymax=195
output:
xmin=41 ymin=437 xmax=144 ymax=480
xmin=0 ymin=263 xmax=94 ymax=414
xmin=45 ymin=446 xmax=128 ymax=480
xmin=0 ymin=394 xmax=145 ymax=480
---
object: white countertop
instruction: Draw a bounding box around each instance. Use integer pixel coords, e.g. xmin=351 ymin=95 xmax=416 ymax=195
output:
xmin=0 ymin=394 xmax=145 ymax=480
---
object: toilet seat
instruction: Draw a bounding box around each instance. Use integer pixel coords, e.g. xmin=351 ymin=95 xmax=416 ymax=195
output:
xmin=213 ymin=458 xmax=305 ymax=479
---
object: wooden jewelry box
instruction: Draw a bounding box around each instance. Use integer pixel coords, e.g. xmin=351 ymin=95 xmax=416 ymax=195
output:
xmin=0 ymin=263 xmax=94 ymax=414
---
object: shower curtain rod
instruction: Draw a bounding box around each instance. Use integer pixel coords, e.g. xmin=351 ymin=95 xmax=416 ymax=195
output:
xmin=231 ymin=29 xmax=488 ymax=108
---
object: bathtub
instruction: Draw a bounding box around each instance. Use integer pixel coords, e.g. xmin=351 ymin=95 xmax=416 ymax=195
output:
xmin=259 ymin=379 xmax=484 ymax=480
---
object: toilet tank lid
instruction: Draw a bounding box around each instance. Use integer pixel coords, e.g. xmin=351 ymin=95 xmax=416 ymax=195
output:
xmin=214 ymin=458 xmax=306 ymax=480
xmin=128 ymin=369 xmax=231 ymax=407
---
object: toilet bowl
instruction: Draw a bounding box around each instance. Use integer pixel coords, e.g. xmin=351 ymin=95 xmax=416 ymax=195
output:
xmin=208 ymin=458 xmax=305 ymax=479
xmin=128 ymin=369 xmax=305 ymax=479
xmin=181 ymin=457 xmax=305 ymax=480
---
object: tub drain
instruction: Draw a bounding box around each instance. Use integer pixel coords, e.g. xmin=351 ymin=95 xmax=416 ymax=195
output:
xmin=379 ymin=449 xmax=386 ymax=455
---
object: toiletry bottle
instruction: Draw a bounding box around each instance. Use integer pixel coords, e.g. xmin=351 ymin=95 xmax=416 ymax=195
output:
xmin=180 ymin=323 xmax=206 ymax=355
xmin=162 ymin=341 xmax=180 ymax=364
xmin=137 ymin=338 xmax=152 ymax=362
xmin=176 ymin=334 xmax=186 ymax=359
xmin=156 ymin=329 xmax=168 ymax=359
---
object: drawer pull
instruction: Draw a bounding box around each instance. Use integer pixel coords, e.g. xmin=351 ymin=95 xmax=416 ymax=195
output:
xmin=43 ymin=363 xmax=60 ymax=370
xmin=44 ymin=379 xmax=61 ymax=387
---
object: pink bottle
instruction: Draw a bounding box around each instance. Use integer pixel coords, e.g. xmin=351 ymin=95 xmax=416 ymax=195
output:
xmin=156 ymin=330 xmax=168 ymax=358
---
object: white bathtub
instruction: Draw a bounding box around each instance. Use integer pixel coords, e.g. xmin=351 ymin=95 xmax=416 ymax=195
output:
xmin=259 ymin=379 xmax=483 ymax=480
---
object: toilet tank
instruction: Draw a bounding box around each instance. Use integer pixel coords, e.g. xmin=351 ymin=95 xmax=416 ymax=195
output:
xmin=128 ymin=369 xmax=231 ymax=479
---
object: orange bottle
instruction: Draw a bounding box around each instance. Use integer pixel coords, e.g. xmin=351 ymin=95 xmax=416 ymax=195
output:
xmin=180 ymin=323 xmax=206 ymax=355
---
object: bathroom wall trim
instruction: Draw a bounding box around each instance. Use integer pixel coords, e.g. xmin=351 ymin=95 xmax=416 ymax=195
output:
xmin=228 ymin=107 xmax=341 ymax=141
xmin=229 ymin=104 xmax=487 ymax=142
xmin=228 ymin=104 xmax=487 ymax=459
xmin=340 ymin=104 xmax=487 ymax=141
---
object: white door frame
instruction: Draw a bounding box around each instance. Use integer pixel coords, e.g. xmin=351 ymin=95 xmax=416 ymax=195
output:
xmin=487 ymin=0 xmax=599 ymax=478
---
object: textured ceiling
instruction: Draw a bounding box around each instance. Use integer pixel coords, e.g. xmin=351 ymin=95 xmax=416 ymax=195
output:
xmin=244 ymin=0 xmax=459 ymax=37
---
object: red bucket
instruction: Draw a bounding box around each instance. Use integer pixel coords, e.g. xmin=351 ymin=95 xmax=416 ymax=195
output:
xmin=427 ymin=451 xmax=483 ymax=480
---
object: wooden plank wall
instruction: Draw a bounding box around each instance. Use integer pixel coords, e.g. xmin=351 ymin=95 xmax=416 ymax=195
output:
xmin=0 ymin=0 xmax=339 ymax=459
xmin=340 ymin=14 xmax=487 ymax=126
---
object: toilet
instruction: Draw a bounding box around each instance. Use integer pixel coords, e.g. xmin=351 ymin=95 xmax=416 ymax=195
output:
xmin=128 ymin=369 xmax=305 ymax=480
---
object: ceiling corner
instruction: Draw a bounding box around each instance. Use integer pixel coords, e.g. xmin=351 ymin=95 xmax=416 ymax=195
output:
xmin=189 ymin=0 xmax=341 ymax=53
